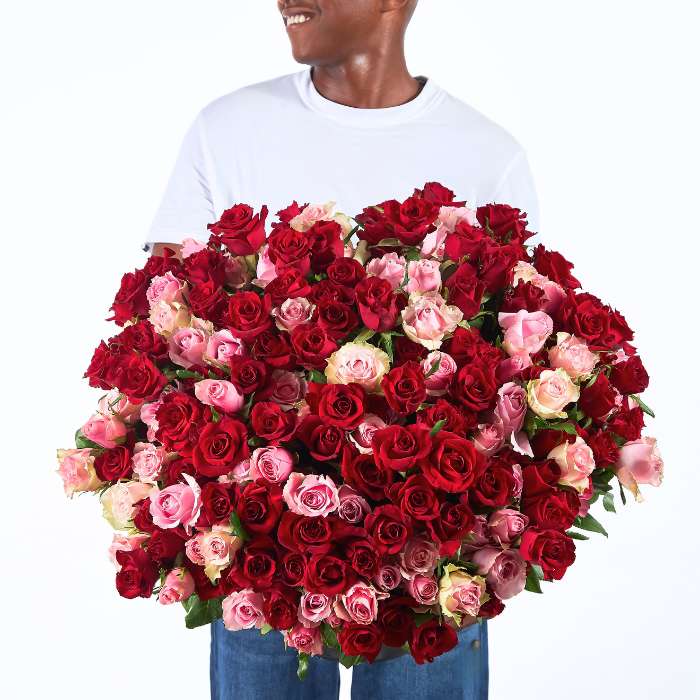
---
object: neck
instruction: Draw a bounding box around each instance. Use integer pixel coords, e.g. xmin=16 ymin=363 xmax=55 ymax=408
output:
xmin=311 ymin=47 xmax=420 ymax=109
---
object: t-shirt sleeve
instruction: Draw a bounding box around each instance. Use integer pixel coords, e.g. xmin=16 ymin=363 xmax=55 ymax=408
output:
xmin=489 ymin=149 xmax=541 ymax=243
xmin=144 ymin=113 xmax=216 ymax=251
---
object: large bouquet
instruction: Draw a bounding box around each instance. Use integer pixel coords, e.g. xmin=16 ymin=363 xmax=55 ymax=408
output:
xmin=57 ymin=183 xmax=663 ymax=675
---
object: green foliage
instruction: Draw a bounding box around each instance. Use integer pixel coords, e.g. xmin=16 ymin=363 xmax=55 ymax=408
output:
xmin=74 ymin=430 xmax=101 ymax=450
xmin=573 ymin=513 xmax=608 ymax=538
xmin=308 ymin=369 xmax=327 ymax=384
xmin=630 ymin=394 xmax=656 ymax=418
xmin=182 ymin=595 xmax=223 ymax=629
xmin=430 ymin=419 xmax=447 ymax=437
xmin=525 ymin=565 xmax=543 ymax=593
xmin=297 ymin=653 xmax=310 ymax=680
xmin=229 ymin=510 xmax=249 ymax=542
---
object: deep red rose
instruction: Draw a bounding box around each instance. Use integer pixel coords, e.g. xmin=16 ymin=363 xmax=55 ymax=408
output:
xmin=263 ymin=586 xmax=299 ymax=630
xmin=296 ymin=416 xmax=345 ymax=461
xmin=208 ymin=203 xmax=268 ymax=256
xmin=251 ymin=330 xmax=295 ymax=370
xmin=84 ymin=341 xmax=121 ymax=390
xmin=250 ymin=402 xmax=297 ymax=443
xmin=280 ymin=551 xmax=306 ymax=587
xmin=345 ymin=538 xmax=381 ymax=578
xmin=237 ymin=481 xmax=284 ymax=534
xmin=193 ymin=417 xmax=249 ymax=478
xmin=390 ymin=474 xmax=440 ymax=521
xmin=341 ymin=451 xmax=395 ymax=501
xmin=444 ymin=219 xmax=488 ymax=260
xmin=115 ymin=549 xmax=159 ymax=599
xmin=608 ymin=401 xmax=644 ymax=441
xmin=609 ymin=355 xmax=649 ymax=395
xmin=307 ymin=279 xmax=355 ymax=306
xmin=559 ymin=291 xmax=633 ymax=350
xmin=451 ymin=358 xmax=499 ymax=413
xmin=444 ymin=262 xmax=485 ymax=318
xmin=162 ymin=458 xmax=197 ymax=487
xmin=108 ymin=269 xmax=149 ymax=326
xmin=326 ymin=258 xmax=366 ymax=288
xmin=409 ymin=619 xmax=458 ymax=664
xmin=425 ymin=500 xmax=475 ymax=556
xmin=520 ymin=528 xmax=576 ymax=581
xmin=470 ymin=460 xmax=517 ymax=508
xmin=356 ymin=276 xmax=406 ymax=333
xmin=304 ymin=554 xmax=351 ymax=595
xmin=392 ymin=335 xmax=429 ymax=365
xmin=478 ymin=595 xmax=506 ymax=619
xmin=337 ymin=623 xmax=384 ymax=663
xmin=306 ymin=382 xmax=366 ymax=429
xmin=228 ymin=356 xmax=268 ymax=395
xmin=187 ymin=562 xmax=226 ymax=600
xmin=477 ymin=242 xmax=522 ymax=293
xmin=277 ymin=512 xmax=333 ymax=554
xmin=223 ymin=292 xmax=272 ymax=342
xmin=188 ymin=280 xmax=227 ymax=323
xmin=579 ymin=373 xmax=619 ymax=419
xmin=445 ymin=326 xmax=502 ymax=367
xmin=420 ymin=431 xmax=485 ymax=493
xmin=143 ymin=248 xmax=182 ymax=277
xmin=132 ymin=499 xmax=158 ymax=534
xmin=381 ymin=361 xmax=427 ymax=415
xmin=372 ymin=424 xmax=431 ymax=472
xmin=94 ymin=446 xmax=132 ymax=482
xmin=414 ymin=181 xmax=462 ymax=206
xmin=502 ymin=280 xmax=548 ymax=313
xmin=522 ymin=488 xmax=579 ymax=531
xmin=267 ymin=225 xmax=311 ymax=274
xmin=378 ymin=596 xmax=416 ymax=647
xmin=532 ymin=244 xmax=581 ymax=289
xmin=263 ymin=268 xmax=312 ymax=306
xmin=276 ymin=200 xmax=307 ymax=224
xmin=476 ymin=204 xmax=530 ymax=245
xmin=529 ymin=429 xmax=570 ymax=460
xmin=307 ymin=220 xmax=344 ymax=272
xmin=182 ymin=248 xmax=231 ymax=286
xmin=228 ymin=538 xmax=278 ymax=591
xmin=521 ymin=460 xmax=561 ymax=500
xmin=145 ymin=529 xmax=185 ymax=564
xmin=587 ymin=430 xmax=621 ymax=467
xmin=357 ymin=195 xmax=439 ymax=246
xmin=316 ymin=299 xmax=360 ymax=339
xmin=110 ymin=351 xmax=167 ymax=403
xmin=416 ymin=398 xmax=474 ymax=434
xmin=109 ymin=320 xmax=167 ymax=359
xmin=290 ymin=323 xmax=338 ymax=369
xmin=201 ymin=481 xmax=235 ymax=525
xmin=364 ymin=504 xmax=412 ymax=555
xmin=156 ymin=392 xmax=204 ymax=454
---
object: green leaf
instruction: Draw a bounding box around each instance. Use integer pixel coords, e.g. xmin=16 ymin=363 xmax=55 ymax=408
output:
xmin=574 ymin=513 xmax=608 ymax=538
xmin=566 ymin=530 xmax=590 ymax=541
xmin=175 ymin=369 xmax=205 ymax=380
xmin=354 ymin=327 xmax=376 ymax=344
xmin=343 ymin=224 xmax=360 ymax=244
xmin=525 ymin=566 xmax=543 ymax=593
xmin=531 ymin=563 xmax=545 ymax=580
xmin=430 ymin=419 xmax=447 ymax=437
xmin=229 ymin=510 xmax=250 ymax=542
xmin=547 ymin=421 xmax=578 ymax=435
xmin=182 ymin=595 xmax=223 ymax=629
xmin=210 ymin=406 xmax=221 ymax=423
xmin=602 ymin=492 xmax=616 ymax=513
xmin=74 ymin=429 xmax=101 ymax=450
xmin=321 ymin=623 xmax=340 ymax=650
xmin=630 ymin=394 xmax=656 ymax=418
xmin=338 ymin=653 xmax=362 ymax=669
xmin=308 ymin=369 xmax=327 ymax=384
xmin=618 ymin=479 xmax=627 ymax=505
xmin=260 ymin=623 xmax=273 ymax=636
xmin=425 ymin=356 xmax=442 ymax=378
xmin=379 ymin=332 xmax=394 ymax=364
xmin=297 ymin=653 xmax=310 ymax=681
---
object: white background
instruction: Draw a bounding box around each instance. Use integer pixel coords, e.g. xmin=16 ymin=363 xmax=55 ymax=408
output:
xmin=2 ymin=1 xmax=699 ymax=698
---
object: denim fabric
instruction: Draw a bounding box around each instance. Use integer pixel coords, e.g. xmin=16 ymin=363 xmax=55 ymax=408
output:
xmin=210 ymin=620 xmax=488 ymax=700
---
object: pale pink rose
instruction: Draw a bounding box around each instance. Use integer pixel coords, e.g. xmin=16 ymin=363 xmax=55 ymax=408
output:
xmin=185 ymin=535 xmax=206 ymax=565
xmin=366 ymin=252 xmax=407 ymax=290
xmin=82 ymin=413 xmax=126 ymax=448
xmin=140 ymin=399 xmax=162 ymax=442
xmin=158 ymin=568 xmax=195 ymax=605
xmin=249 ymin=446 xmax=294 ymax=484
xmin=337 ymin=485 xmax=371 ymax=523
xmin=147 ymin=271 xmax=185 ymax=307
xmin=488 ymin=509 xmax=529 ymax=545
xmin=149 ymin=300 xmax=190 ymax=336
xmin=473 ymin=547 xmax=527 ymax=600
xmin=225 ymin=256 xmax=250 ymax=288
xmin=97 ymin=389 xmax=142 ymax=425
xmin=400 ymin=538 xmax=440 ymax=577
xmin=272 ymin=297 xmax=316 ymax=332
xmin=406 ymin=574 xmax=439 ymax=605
xmin=527 ymin=368 xmax=580 ymax=419
xmin=168 ymin=326 xmax=209 ymax=369
xmin=101 ymin=481 xmax=153 ymax=530
xmin=548 ymin=436 xmax=596 ymax=493
xmin=290 ymin=202 xmax=336 ymax=231
xmin=132 ymin=442 xmax=166 ymax=483
xmin=181 ymin=237 xmax=207 ymax=258
xmin=149 ymin=473 xmax=202 ymax=533
xmin=108 ymin=533 xmax=149 ymax=568
xmin=374 ymin=562 xmax=402 ymax=591
xmin=253 ymin=244 xmax=277 ymax=288
xmin=616 ymin=437 xmax=664 ymax=502
xmin=325 ymin=342 xmax=390 ymax=392
xmin=495 ymin=382 xmax=527 ymax=435
xmin=348 ymin=414 xmax=387 ymax=454
xmin=498 ymin=309 xmax=553 ymax=357
xmin=200 ymin=528 xmax=240 ymax=582
xmin=283 ymin=473 xmax=340 ymax=517
xmin=469 ymin=515 xmax=491 ymax=546
xmin=338 ymin=583 xmax=379 ymax=625
xmin=406 ymin=258 xmax=442 ymax=294
xmin=56 ymin=448 xmax=103 ymax=497
xmin=265 ymin=369 xmax=307 ymax=408
xmin=401 ymin=292 xmax=463 ymax=350
xmin=229 ymin=458 xmax=252 ymax=483
xmin=422 ymin=351 xmax=457 ymax=396
xmin=205 ymin=329 xmax=246 ymax=367
xmin=438 ymin=564 xmax=486 ymax=622
xmin=420 ymin=226 xmax=448 ymax=259
xmin=194 ymin=379 xmax=244 ymax=413
xmin=474 ymin=416 xmax=506 ymax=456
xmin=222 ymin=589 xmax=265 ymax=631
xmin=497 ymin=353 xmax=533 ymax=383
xmin=284 ymin=624 xmax=324 ymax=656
xmin=298 ymin=592 xmax=333 ymax=626
xmin=548 ymin=332 xmax=598 ymax=380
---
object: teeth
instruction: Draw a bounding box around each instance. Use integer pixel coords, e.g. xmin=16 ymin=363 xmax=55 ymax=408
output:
xmin=286 ymin=14 xmax=310 ymax=25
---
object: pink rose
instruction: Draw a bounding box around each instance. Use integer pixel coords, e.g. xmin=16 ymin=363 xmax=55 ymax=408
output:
xmin=181 ymin=237 xmax=207 ymax=258
xmin=422 ymin=206 xmax=477 ymax=259
xmin=366 ymin=252 xmax=407 ymax=290
xmin=140 ymin=399 xmax=162 ymax=442
xmin=337 ymin=583 xmax=379 ymax=625
xmin=101 ymin=481 xmax=153 ymax=530
xmin=290 ymin=202 xmax=335 ymax=231
xmin=512 ymin=464 xmax=524 ymax=500
xmin=548 ymin=332 xmax=598 ymax=380
xmin=205 ymin=329 xmax=246 ymax=367
xmin=254 ymin=244 xmax=278 ymax=288
xmin=422 ymin=351 xmax=457 ymax=396
xmin=222 ymin=589 xmax=265 ymax=631
xmin=488 ymin=509 xmax=529 ymax=545
xmin=284 ymin=623 xmax=324 ymax=656
xmin=149 ymin=473 xmax=201 ymax=533
xmin=283 ymin=472 xmax=340 ymax=517
xmin=266 ymin=369 xmax=307 ymax=408
xmin=400 ymin=537 xmax=440 ymax=577
xmin=272 ymin=297 xmax=316 ymax=332
xmin=374 ymin=562 xmax=402 ymax=591
xmin=81 ymin=413 xmax=126 ymax=448
xmin=406 ymin=258 xmax=442 ymax=294
xmin=200 ymin=528 xmax=239 ymax=582
xmin=438 ymin=564 xmax=486 ymax=622
xmin=406 ymin=574 xmax=439 ymax=605
xmin=249 ymin=446 xmax=294 ymax=484
xmin=474 ymin=416 xmax=506 ymax=456
xmin=225 ymin=256 xmax=250 ymax=288
xmin=56 ymin=448 xmax=103 ymax=496
xmin=229 ymin=458 xmax=252 ymax=483
xmin=495 ymin=382 xmax=527 ymax=436
xmin=348 ymin=414 xmax=387 ymax=454
xmin=108 ymin=533 xmax=149 ymax=568
xmin=325 ymin=342 xmax=390 ymax=392
xmin=185 ymin=535 xmax=205 ymax=566
xmin=168 ymin=326 xmax=209 ymax=369
xmin=496 ymin=353 xmax=533 ymax=383
xmin=147 ymin=271 xmax=185 ymax=307
xmin=473 ymin=547 xmax=527 ymax=600
xmin=616 ymin=437 xmax=664 ymax=502
xmin=96 ymin=389 xmax=142 ymax=425
xmin=511 ymin=261 xmax=566 ymax=315
xmin=401 ymin=291 xmax=463 ymax=350
xmin=527 ymin=368 xmax=580 ymax=419
xmin=149 ymin=300 xmax=190 ymax=336
xmin=548 ymin=436 xmax=596 ymax=493
xmin=337 ymin=485 xmax=371 ymax=523
xmin=132 ymin=442 xmax=166 ymax=483
xmin=498 ymin=309 xmax=553 ymax=357
xmin=194 ymin=379 xmax=245 ymax=414
xmin=158 ymin=568 xmax=195 ymax=605
xmin=298 ymin=592 xmax=333 ymax=626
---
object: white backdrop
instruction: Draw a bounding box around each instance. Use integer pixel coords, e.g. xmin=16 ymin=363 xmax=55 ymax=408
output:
xmin=2 ymin=1 xmax=699 ymax=698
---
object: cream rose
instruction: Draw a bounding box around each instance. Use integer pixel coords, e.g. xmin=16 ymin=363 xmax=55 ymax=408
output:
xmin=325 ymin=342 xmax=390 ymax=392
xmin=527 ymin=368 xmax=580 ymax=419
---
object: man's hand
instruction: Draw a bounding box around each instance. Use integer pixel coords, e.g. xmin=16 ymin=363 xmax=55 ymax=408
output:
xmin=151 ymin=242 xmax=183 ymax=260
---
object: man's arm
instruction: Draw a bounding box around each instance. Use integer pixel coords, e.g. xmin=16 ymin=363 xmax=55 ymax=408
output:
xmin=151 ymin=242 xmax=183 ymax=259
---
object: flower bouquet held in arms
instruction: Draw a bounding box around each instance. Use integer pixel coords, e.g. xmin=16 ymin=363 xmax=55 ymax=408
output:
xmin=57 ymin=183 xmax=663 ymax=676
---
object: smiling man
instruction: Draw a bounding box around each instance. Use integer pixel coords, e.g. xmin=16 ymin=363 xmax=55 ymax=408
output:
xmin=148 ymin=2 xmax=538 ymax=699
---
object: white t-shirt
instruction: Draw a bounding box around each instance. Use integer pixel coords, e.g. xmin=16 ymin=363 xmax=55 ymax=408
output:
xmin=147 ymin=69 xmax=539 ymax=249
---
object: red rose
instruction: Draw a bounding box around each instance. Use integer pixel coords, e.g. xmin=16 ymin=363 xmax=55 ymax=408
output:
xmin=345 ymin=538 xmax=381 ymax=578
xmin=364 ymin=504 xmax=412 ymax=555
xmin=609 ymin=355 xmax=649 ymax=395
xmin=296 ymin=416 xmax=345 ymax=461
xmin=608 ymin=401 xmax=644 ymax=441
xmin=444 ymin=262 xmax=485 ymax=318
xmin=316 ymin=299 xmax=360 ymax=339
xmin=276 ymin=200 xmax=307 ymax=223
xmin=223 ymin=292 xmax=272 ymax=342
xmin=470 ymin=459 xmax=517 ymax=508
xmin=307 ymin=220 xmax=344 ymax=272
xmin=357 ymin=196 xmax=439 ymax=246
xmin=445 ymin=326 xmax=502 ymax=367
xmin=290 ymin=323 xmax=338 ymax=369
xmin=392 ymin=335 xmax=428 ymax=365
xmin=338 ymin=623 xmax=385 ymax=663
xmin=193 ymin=417 xmax=249 ymax=478
xmin=263 ymin=269 xmax=312 ymax=306
xmin=521 ymin=460 xmax=561 ymax=501
xmin=579 ymin=373 xmax=619 ymax=418
xmin=145 ymin=529 xmax=185 ymax=564
xmin=208 ymin=203 xmax=268 ymax=256
xmin=277 ymin=512 xmax=333 ymax=554
xmin=476 ymin=204 xmax=530 ymax=244
xmin=280 ymin=552 xmax=306 ymax=587
xmin=341 ymin=452 xmax=395 ymax=501
xmin=326 ymin=258 xmax=366 ymax=288
xmin=156 ymin=392 xmax=204 ymax=454
xmin=229 ymin=356 xmax=268 ymax=395
xmin=143 ymin=247 xmax=182 ymax=277
xmin=228 ymin=538 xmax=278 ymax=591
xmin=529 ymin=429 xmax=570 ymax=460
xmin=409 ymin=619 xmax=458 ymax=664
xmin=355 ymin=276 xmax=405 ymax=332
xmin=109 ymin=320 xmax=167 ymax=359
xmin=108 ymin=269 xmax=149 ymax=326
xmin=501 ymin=281 xmax=548 ymax=313
xmin=416 ymin=398 xmax=473 ymax=434
xmin=251 ymin=330 xmax=295 ymax=370
xmin=520 ymin=528 xmax=576 ymax=581
xmin=451 ymin=358 xmax=499 ymax=413
xmin=201 ymin=482 xmax=235 ymax=525
xmin=263 ymin=586 xmax=298 ymax=630
xmin=187 ymin=562 xmax=225 ymax=601
xmin=306 ymin=382 xmax=366 ymax=429
xmin=307 ymin=279 xmax=355 ymax=306
xmin=132 ymin=499 xmax=158 ymax=534
xmin=378 ymin=596 xmax=416 ymax=647
xmin=94 ymin=446 xmax=132 ymax=482
xmin=182 ymin=248 xmax=230 ymax=286
xmin=84 ymin=341 xmax=121 ymax=390
xmin=477 ymin=242 xmax=522 ymax=293
xmin=532 ymin=245 xmax=581 ymax=289
xmin=522 ymin=488 xmax=579 ymax=531
xmin=372 ymin=424 xmax=431 ymax=472
xmin=559 ymin=292 xmax=633 ymax=350
xmin=304 ymin=554 xmax=351 ymax=595
xmin=267 ymin=225 xmax=311 ymax=274
xmin=115 ymin=549 xmax=159 ymax=599
xmin=414 ymin=181 xmax=461 ymax=206
xmin=587 ymin=430 xmax=620 ymax=467
xmin=444 ymin=219 xmax=488 ymax=260
xmin=237 ymin=481 xmax=284 ymax=534
xmin=250 ymin=402 xmax=297 ymax=443
xmin=390 ymin=474 xmax=440 ymax=521
xmin=478 ymin=595 xmax=506 ymax=619
xmin=188 ymin=280 xmax=227 ymax=324
xmin=111 ymin=352 xmax=167 ymax=403
xmin=420 ymin=431 xmax=485 ymax=493
xmin=425 ymin=500 xmax=475 ymax=556
xmin=381 ymin=361 xmax=427 ymax=414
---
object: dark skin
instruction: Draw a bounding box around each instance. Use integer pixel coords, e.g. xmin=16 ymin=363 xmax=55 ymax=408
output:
xmin=152 ymin=0 xmax=419 ymax=258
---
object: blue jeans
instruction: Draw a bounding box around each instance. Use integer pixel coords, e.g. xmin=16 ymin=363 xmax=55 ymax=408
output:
xmin=210 ymin=620 xmax=489 ymax=700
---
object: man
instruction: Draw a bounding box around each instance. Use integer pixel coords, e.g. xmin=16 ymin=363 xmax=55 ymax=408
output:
xmin=148 ymin=2 xmax=539 ymax=698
